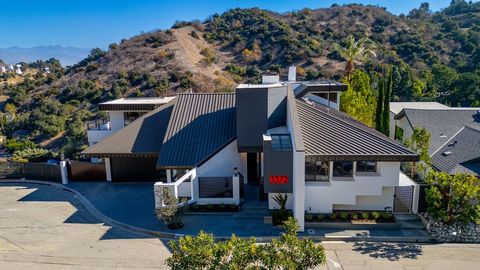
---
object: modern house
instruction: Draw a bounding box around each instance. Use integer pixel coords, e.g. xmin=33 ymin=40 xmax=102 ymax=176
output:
xmin=83 ymin=68 xmax=418 ymax=230
xmin=391 ymin=102 xmax=480 ymax=177
xmin=86 ymin=97 xmax=175 ymax=146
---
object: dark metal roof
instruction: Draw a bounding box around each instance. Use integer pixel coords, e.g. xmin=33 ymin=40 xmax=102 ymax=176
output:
xmin=431 ymin=125 xmax=480 ymax=176
xmin=294 ymin=80 xmax=348 ymax=98
xmin=156 ymin=93 xmax=236 ymax=168
xmin=286 ymin=85 xmax=304 ymax=152
xmin=98 ymin=103 xmax=163 ymax=111
xmin=296 ymin=99 xmax=419 ymax=161
xmin=395 ymin=108 xmax=480 ymax=153
xmin=82 ymin=100 xmax=175 ymax=158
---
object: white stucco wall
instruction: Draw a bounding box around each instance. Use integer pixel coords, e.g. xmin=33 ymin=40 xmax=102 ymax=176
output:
xmin=333 ymin=187 xmax=394 ymax=211
xmin=109 ymin=111 xmax=125 ymax=132
xmin=304 ymin=162 xmax=400 ymax=213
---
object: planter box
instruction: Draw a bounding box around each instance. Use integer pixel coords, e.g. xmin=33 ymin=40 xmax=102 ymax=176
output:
xmin=305 ymin=221 xmax=400 ymax=230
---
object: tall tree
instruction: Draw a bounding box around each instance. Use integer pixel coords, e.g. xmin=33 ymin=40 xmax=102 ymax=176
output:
xmin=340 ymin=70 xmax=376 ymax=127
xmin=381 ymin=68 xmax=393 ymax=136
xmin=405 ymin=126 xmax=431 ymax=179
xmin=375 ymin=77 xmax=385 ymax=133
xmin=332 ymin=35 xmax=376 ymax=79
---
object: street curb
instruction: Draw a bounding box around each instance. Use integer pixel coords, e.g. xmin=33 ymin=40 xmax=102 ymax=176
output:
xmin=0 ymin=179 xmax=433 ymax=243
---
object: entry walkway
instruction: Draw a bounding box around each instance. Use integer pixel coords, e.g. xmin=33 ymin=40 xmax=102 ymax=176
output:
xmin=65 ymin=181 xmax=429 ymax=241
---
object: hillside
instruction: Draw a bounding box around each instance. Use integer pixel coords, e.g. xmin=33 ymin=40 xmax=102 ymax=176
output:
xmin=0 ymin=1 xmax=479 ymax=159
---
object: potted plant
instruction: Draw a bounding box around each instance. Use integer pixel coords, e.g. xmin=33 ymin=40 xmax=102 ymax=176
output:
xmin=155 ymin=188 xmax=187 ymax=230
xmin=271 ymin=194 xmax=292 ymax=226
xmin=305 ymin=212 xmax=314 ymax=222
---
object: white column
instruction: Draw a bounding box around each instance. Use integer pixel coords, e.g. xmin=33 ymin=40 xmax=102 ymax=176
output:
xmin=166 ymin=169 xmax=172 ymax=183
xmin=60 ymin=160 xmax=68 ymax=184
xmin=232 ymin=174 xmax=240 ymax=205
xmin=293 ymin=150 xmax=305 ymax=231
xmin=105 ymin=158 xmax=112 ymax=182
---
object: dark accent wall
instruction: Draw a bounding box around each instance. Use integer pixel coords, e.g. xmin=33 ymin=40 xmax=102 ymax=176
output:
xmin=263 ymin=138 xmax=293 ymax=193
xmin=111 ymin=157 xmax=164 ymax=182
xmin=236 ymin=86 xmax=287 ymax=152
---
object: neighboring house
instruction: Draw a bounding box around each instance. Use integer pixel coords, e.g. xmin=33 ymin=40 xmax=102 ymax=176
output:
xmin=392 ymin=103 xmax=480 ymax=177
xmin=86 ymin=97 xmax=175 ymax=146
xmin=83 ymin=68 xmax=418 ymax=230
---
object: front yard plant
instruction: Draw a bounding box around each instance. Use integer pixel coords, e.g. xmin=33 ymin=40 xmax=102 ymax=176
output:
xmin=271 ymin=193 xmax=292 ymax=226
xmin=167 ymin=217 xmax=326 ymax=270
xmin=155 ymin=188 xmax=187 ymax=230
xmin=304 ymin=211 xmax=394 ymax=223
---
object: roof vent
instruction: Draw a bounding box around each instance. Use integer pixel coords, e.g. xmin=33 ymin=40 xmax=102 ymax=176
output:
xmin=448 ymin=140 xmax=458 ymax=147
xmin=442 ymin=151 xmax=453 ymax=156
xmin=440 ymin=133 xmax=447 ymax=138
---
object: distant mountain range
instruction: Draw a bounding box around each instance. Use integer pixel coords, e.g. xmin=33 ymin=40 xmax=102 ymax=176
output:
xmin=0 ymin=46 xmax=91 ymax=66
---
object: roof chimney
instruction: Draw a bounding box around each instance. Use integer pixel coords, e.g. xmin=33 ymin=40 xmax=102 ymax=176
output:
xmin=288 ymin=66 xmax=296 ymax=81
xmin=262 ymin=74 xmax=280 ymax=84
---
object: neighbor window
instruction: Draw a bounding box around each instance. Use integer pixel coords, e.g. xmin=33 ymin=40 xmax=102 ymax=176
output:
xmin=356 ymin=161 xmax=377 ymax=173
xmin=271 ymin=134 xmax=292 ymax=151
xmin=305 ymin=157 xmax=329 ymax=182
xmin=333 ymin=161 xmax=353 ymax=177
xmin=124 ymin=112 xmax=146 ymax=126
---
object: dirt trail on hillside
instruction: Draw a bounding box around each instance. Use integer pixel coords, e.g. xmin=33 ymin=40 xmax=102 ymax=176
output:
xmin=167 ymin=26 xmax=228 ymax=78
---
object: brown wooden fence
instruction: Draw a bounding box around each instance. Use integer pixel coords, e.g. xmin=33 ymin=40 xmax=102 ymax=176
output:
xmin=0 ymin=162 xmax=62 ymax=182
xmin=67 ymin=160 xmax=106 ymax=181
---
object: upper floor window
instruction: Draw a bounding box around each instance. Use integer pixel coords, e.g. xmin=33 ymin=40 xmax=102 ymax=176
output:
xmin=124 ymin=112 xmax=146 ymax=126
xmin=271 ymin=134 xmax=292 ymax=151
xmin=305 ymin=157 xmax=329 ymax=182
xmin=333 ymin=161 xmax=353 ymax=177
xmin=313 ymin=92 xmax=337 ymax=104
xmin=356 ymin=161 xmax=377 ymax=173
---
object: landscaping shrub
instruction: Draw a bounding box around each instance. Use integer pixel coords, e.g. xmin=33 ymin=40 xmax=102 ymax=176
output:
xmin=206 ymin=204 xmax=214 ymax=210
xmin=316 ymin=214 xmax=325 ymax=221
xmin=167 ymin=217 xmax=326 ymax=269
xmin=380 ymin=212 xmax=393 ymax=221
xmin=272 ymin=194 xmax=291 ymax=226
xmin=329 ymin=213 xmax=338 ymax=220
xmin=351 ymin=213 xmax=359 ymax=220
xmin=361 ymin=212 xmax=370 ymax=220
xmin=155 ymin=188 xmax=187 ymax=230
xmin=339 ymin=212 xmax=349 ymax=220
xmin=371 ymin=211 xmax=381 ymax=220
xmin=305 ymin=212 xmax=314 ymax=222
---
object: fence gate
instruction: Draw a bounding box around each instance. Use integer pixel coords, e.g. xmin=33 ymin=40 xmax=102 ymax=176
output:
xmin=393 ymin=186 xmax=414 ymax=212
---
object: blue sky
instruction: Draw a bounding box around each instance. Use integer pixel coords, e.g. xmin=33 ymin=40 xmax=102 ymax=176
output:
xmin=0 ymin=0 xmax=455 ymax=48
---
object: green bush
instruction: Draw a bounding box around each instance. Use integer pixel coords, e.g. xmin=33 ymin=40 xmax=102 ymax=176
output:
xmin=5 ymin=139 xmax=36 ymax=153
xmin=206 ymin=204 xmax=214 ymax=210
xmin=339 ymin=212 xmax=349 ymax=220
xmin=351 ymin=214 xmax=359 ymax=220
xmin=167 ymin=217 xmax=326 ymax=269
xmin=380 ymin=212 xmax=393 ymax=220
xmin=305 ymin=212 xmax=314 ymax=221
xmin=329 ymin=213 xmax=338 ymax=220
xmin=316 ymin=214 xmax=326 ymax=221
xmin=361 ymin=212 xmax=370 ymax=220
xmin=371 ymin=211 xmax=381 ymax=220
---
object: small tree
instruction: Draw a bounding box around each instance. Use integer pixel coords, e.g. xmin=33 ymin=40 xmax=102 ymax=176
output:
xmin=155 ymin=188 xmax=187 ymax=229
xmin=404 ymin=126 xmax=431 ymax=179
xmin=425 ymin=171 xmax=480 ymax=224
xmin=167 ymin=217 xmax=326 ymax=270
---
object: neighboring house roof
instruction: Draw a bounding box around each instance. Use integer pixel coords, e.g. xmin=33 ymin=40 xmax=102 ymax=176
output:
xmin=390 ymin=102 xmax=449 ymax=115
xmin=98 ymin=97 xmax=175 ymax=111
xmin=295 ymin=99 xmax=418 ymax=161
xmin=431 ymin=125 xmax=480 ymax=176
xmin=395 ymin=108 xmax=480 ymax=153
xmin=156 ymin=93 xmax=236 ymax=169
xmin=82 ymin=100 xmax=175 ymax=158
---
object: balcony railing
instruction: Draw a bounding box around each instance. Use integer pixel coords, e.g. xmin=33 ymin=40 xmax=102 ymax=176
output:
xmin=86 ymin=119 xmax=111 ymax=131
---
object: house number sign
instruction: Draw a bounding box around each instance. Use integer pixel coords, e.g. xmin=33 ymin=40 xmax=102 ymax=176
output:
xmin=269 ymin=175 xmax=288 ymax=184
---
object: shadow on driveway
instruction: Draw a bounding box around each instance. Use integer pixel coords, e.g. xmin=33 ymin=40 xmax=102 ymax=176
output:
xmin=352 ymin=241 xmax=423 ymax=261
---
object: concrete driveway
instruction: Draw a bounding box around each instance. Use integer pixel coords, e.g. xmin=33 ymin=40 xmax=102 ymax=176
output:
xmin=0 ymin=183 xmax=171 ymax=269
xmin=1 ymin=182 xmax=480 ymax=269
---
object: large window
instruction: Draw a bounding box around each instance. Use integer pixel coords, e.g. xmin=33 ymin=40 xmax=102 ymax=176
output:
xmin=124 ymin=112 xmax=146 ymax=126
xmin=271 ymin=134 xmax=292 ymax=151
xmin=305 ymin=157 xmax=329 ymax=182
xmin=356 ymin=161 xmax=377 ymax=173
xmin=333 ymin=161 xmax=353 ymax=177
xmin=313 ymin=92 xmax=338 ymax=103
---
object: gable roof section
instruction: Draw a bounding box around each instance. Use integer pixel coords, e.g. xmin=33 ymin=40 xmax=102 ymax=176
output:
xmin=389 ymin=102 xmax=449 ymax=115
xmin=296 ymin=99 xmax=418 ymax=161
xmin=156 ymin=93 xmax=236 ymax=168
xmin=395 ymin=108 xmax=480 ymax=153
xmin=431 ymin=125 xmax=480 ymax=176
xmin=82 ymin=100 xmax=175 ymax=158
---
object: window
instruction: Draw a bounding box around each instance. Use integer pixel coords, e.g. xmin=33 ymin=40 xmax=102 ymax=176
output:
xmin=356 ymin=161 xmax=377 ymax=173
xmin=124 ymin=112 xmax=146 ymax=126
xmin=305 ymin=157 xmax=329 ymax=182
xmin=313 ymin=92 xmax=338 ymax=104
xmin=271 ymin=134 xmax=292 ymax=151
xmin=333 ymin=161 xmax=353 ymax=177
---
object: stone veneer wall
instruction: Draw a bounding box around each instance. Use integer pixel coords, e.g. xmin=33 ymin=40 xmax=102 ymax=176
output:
xmin=425 ymin=214 xmax=480 ymax=243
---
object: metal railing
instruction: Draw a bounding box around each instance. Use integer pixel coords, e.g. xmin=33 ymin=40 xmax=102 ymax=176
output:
xmin=86 ymin=119 xmax=111 ymax=131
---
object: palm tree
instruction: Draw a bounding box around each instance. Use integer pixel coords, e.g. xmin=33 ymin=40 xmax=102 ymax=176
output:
xmin=332 ymin=35 xmax=376 ymax=79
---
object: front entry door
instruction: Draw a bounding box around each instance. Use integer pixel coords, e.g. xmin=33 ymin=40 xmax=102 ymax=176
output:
xmin=247 ymin=153 xmax=259 ymax=185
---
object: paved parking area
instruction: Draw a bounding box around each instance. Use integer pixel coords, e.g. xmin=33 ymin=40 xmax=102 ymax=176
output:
xmin=1 ymin=182 xmax=480 ymax=269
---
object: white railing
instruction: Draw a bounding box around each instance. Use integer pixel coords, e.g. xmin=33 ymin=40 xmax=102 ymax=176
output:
xmin=154 ymin=168 xmax=196 ymax=208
